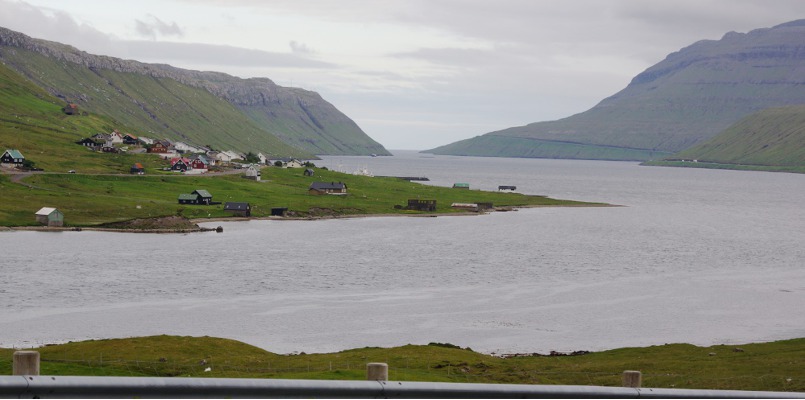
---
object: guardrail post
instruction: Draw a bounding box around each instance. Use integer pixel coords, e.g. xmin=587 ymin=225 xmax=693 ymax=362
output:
xmin=367 ymin=362 xmax=388 ymax=381
xmin=13 ymin=351 xmax=40 ymax=375
xmin=622 ymin=370 xmax=641 ymax=388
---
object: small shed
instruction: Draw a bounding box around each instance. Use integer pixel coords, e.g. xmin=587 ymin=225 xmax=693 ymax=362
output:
xmin=224 ymin=202 xmax=251 ymax=217
xmin=244 ymin=166 xmax=261 ymax=181
xmin=178 ymin=189 xmax=214 ymax=205
xmin=35 ymin=207 xmax=64 ymax=227
xmin=452 ymin=183 xmax=470 ymax=189
xmin=407 ymin=199 xmax=437 ymax=211
xmin=1 ymin=149 xmax=25 ymax=167
xmin=130 ymin=163 xmax=145 ymax=174
xmin=451 ymin=202 xmax=479 ymax=211
xmin=309 ymin=181 xmax=348 ymax=195
xmin=271 ymin=207 xmax=288 ymax=216
xmin=303 ymin=168 xmax=315 ymax=177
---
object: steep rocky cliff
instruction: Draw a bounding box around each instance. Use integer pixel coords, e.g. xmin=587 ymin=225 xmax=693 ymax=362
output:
xmin=0 ymin=27 xmax=390 ymax=156
xmin=427 ymin=20 xmax=805 ymax=161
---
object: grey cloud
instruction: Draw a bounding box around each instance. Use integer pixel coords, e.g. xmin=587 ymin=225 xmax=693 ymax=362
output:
xmin=120 ymin=41 xmax=336 ymax=70
xmin=289 ymin=40 xmax=314 ymax=54
xmin=135 ymin=15 xmax=184 ymax=39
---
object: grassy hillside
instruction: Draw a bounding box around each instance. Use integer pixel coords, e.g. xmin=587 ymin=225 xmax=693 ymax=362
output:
xmin=661 ymin=105 xmax=805 ymax=168
xmin=239 ymin=88 xmax=390 ymax=156
xmin=0 ymin=62 xmax=167 ymax=173
xmin=1 ymin=48 xmax=309 ymax=158
xmin=0 ymin=26 xmax=390 ymax=157
xmin=1 ymin=335 xmax=804 ymax=392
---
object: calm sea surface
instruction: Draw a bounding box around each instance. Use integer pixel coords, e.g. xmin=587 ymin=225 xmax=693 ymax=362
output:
xmin=1 ymin=151 xmax=804 ymax=354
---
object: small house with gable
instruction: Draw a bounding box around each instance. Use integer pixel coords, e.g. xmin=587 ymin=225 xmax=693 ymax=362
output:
xmin=309 ymin=181 xmax=348 ymax=195
xmin=244 ymin=165 xmax=261 ymax=181
xmin=177 ymin=189 xmax=214 ymax=205
xmin=1 ymin=149 xmax=25 ymax=167
xmin=224 ymin=202 xmax=251 ymax=217
xmin=170 ymin=157 xmax=190 ymax=172
xmin=75 ymin=137 xmax=102 ymax=150
xmin=286 ymin=159 xmax=304 ymax=168
xmin=189 ymin=155 xmax=210 ymax=171
xmin=148 ymin=140 xmax=170 ymax=154
xmin=108 ymin=131 xmax=124 ymax=144
xmin=303 ymin=168 xmax=315 ymax=177
xmin=123 ymin=134 xmax=139 ymax=145
xmin=35 ymin=207 xmax=64 ymax=227
xmin=130 ymin=163 xmax=145 ymax=174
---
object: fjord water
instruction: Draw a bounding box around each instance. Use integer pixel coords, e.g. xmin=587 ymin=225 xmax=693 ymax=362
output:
xmin=1 ymin=151 xmax=804 ymax=354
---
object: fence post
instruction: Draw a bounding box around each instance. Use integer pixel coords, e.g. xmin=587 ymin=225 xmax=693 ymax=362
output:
xmin=13 ymin=351 xmax=40 ymax=376
xmin=622 ymin=370 xmax=642 ymax=388
xmin=367 ymin=362 xmax=388 ymax=381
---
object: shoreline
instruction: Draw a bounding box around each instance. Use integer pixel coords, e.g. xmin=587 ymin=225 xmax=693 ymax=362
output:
xmin=1 ymin=203 xmax=618 ymax=233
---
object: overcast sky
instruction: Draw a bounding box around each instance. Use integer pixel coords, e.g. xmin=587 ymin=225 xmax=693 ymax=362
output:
xmin=3 ymin=0 xmax=805 ymax=150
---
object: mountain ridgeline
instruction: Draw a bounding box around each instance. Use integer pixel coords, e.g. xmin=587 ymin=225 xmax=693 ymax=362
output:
xmin=426 ymin=20 xmax=805 ymax=164
xmin=0 ymin=27 xmax=390 ymax=157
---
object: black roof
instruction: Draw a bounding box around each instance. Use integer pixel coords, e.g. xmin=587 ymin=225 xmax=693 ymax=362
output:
xmin=224 ymin=202 xmax=250 ymax=211
xmin=309 ymin=181 xmax=346 ymax=190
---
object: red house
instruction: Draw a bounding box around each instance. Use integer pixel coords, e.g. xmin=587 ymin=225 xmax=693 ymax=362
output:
xmin=147 ymin=141 xmax=170 ymax=154
xmin=190 ymin=158 xmax=208 ymax=170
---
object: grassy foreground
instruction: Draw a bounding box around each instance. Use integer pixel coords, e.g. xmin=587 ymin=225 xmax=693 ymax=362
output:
xmin=1 ymin=335 xmax=803 ymax=392
xmin=0 ymin=166 xmax=601 ymax=227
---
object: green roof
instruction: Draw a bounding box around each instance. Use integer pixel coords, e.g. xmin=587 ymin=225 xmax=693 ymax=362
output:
xmin=178 ymin=193 xmax=197 ymax=200
xmin=453 ymin=183 xmax=470 ymax=187
xmin=3 ymin=149 xmax=24 ymax=159
xmin=192 ymin=189 xmax=213 ymax=198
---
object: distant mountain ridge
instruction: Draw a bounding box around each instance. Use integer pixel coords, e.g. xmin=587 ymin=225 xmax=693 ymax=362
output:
xmin=426 ymin=20 xmax=805 ymax=161
xmin=0 ymin=26 xmax=390 ymax=157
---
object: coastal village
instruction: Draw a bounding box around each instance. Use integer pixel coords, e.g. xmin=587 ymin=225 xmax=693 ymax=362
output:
xmin=0 ymin=109 xmax=365 ymax=227
xmin=1 ymin=109 xmax=518 ymax=228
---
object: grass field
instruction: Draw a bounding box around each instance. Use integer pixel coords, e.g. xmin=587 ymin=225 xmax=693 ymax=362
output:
xmin=1 ymin=335 xmax=803 ymax=392
xmin=0 ymin=166 xmax=601 ymax=227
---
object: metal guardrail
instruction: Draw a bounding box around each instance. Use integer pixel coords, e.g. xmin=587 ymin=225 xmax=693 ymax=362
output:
xmin=2 ymin=375 xmax=804 ymax=399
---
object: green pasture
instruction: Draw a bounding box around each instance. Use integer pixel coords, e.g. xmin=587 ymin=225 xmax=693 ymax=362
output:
xmin=1 ymin=335 xmax=803 ymax=392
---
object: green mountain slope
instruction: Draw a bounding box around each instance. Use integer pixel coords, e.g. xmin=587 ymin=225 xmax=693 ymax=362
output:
xmin=664 ymin=105 xmax=805 ymax=168
xmin=0 ymin=27 xmax=389 ymax=157
xmin=427 ymin=20 xmax=805 ymax=161
xmin=0 ymin=62 xmax=168 ymax=173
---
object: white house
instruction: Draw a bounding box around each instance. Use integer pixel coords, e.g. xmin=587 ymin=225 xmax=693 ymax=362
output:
xmin=214 ymin=152 xmax=234 ymax=163
xmin=35 ymin=207 xmax=64 ymax=227
xmin=223 ymin=150 xmax=244 ymax=161
xmin=244 ymin=165 xmax=261 ymax=181
xmin=257 ymin=152 xmax=268 ymax=165
xmin=286 ymin=159 xmax=304 ymax=168
xmin=108 ymin=131 xmax=124 ymax=144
